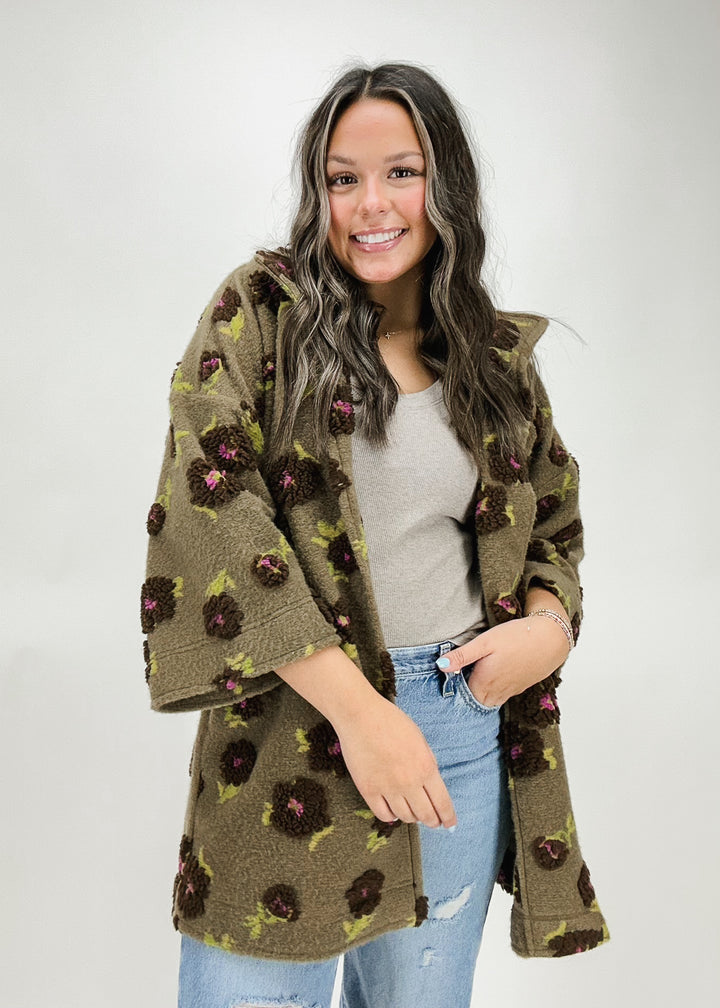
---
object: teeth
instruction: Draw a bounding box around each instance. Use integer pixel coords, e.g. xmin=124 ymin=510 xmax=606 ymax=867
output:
xmin=354 ymin=229 xmax=403 ymax=244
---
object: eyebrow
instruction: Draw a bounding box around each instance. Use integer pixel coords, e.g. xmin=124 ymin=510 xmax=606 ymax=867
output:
xmin=326 ymin=150 xmax=424 ymax=166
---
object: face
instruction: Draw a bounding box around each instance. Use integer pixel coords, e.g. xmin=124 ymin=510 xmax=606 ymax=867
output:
xmin=325 ymin=98 xmax=437 ymax=290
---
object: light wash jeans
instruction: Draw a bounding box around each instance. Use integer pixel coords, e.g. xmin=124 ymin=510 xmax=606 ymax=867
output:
xmin=178 ymin=640 xmax=512 ymax=1008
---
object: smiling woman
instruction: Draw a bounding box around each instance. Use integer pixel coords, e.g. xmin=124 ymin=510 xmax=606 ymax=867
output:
xmin=142 ymin=61 xmax=608 ymax=1008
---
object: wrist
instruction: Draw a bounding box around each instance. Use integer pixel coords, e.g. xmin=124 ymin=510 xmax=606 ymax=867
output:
xmin=524 ymin=610 xmax=572 ymax=664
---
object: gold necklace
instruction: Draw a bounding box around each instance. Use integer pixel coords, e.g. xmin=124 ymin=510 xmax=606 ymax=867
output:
xmin=381 ymin=326 xmax=417 ymax=341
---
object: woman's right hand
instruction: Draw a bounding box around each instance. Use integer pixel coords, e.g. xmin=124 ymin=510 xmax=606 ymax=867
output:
xmin=274 ymin=644 xmax=456 ymax=829
xmin=332 ymin=694 xmax=457 ymax=829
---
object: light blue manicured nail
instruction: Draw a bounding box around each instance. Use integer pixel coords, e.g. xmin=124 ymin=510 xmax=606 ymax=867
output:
xmin=447 ymin=825 xmax=457 ymax=833
xmin=436 ymin=657 xmax=450 ymax=669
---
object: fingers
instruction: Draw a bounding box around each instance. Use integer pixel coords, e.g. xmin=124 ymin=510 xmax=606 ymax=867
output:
xmin=435 ymin=632 xmax=493 ymax=675
xmin=380 ymin=779 xmax=457 ymax=830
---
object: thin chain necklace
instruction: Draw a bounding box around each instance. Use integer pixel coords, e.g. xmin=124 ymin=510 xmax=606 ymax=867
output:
xmin=381 ymin=325 xmax=418 ymax=341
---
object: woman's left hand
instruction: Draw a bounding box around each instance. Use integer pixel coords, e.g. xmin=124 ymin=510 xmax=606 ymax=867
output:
xmin=438 ymin=614 xmax=571 ymax=708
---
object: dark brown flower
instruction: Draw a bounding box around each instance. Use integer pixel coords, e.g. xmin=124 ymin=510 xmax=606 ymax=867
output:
xmin=203 ymin=593 xmax=243 ymax=639
xmin=211 ymin=286 xmax=243 ymax=324
xmin=268 ymin=454 xmax=322 ymax=509
xmin=496 ymin=848 xmax=515 ymax=895
xmin=229 ymin=695 xmax=265 ymax=720
xmin=169 ymin=423 xmax=176 ymax=458
xmin=345 ymin=869 xmax=384 ymax=919
xmin=475 ymin=483 xmax=511 ymax=535
xmin=143 ymin=639 xmax=152 ymax=683
xmin=307 ymin=721 xmax=348 ymax=776
xmin=551 ymin=519 xmax=583 ymax=547
xmin=220 ymin=738 xmax=257 ymax=786
xmin=526 ymin=538 xmax=548 ymax=563
xmin=248 ymin=270 xmax=289 ymax=316
xmin=371 ymin=816 xmax=402 ymax=840
xmin=262 ymin=355 xmax=276 ymax=382
xmin=513 ymin=867 xmax=522 ymax=905
xmin=548 ymin=928 xmax=604 ymax=957
xmin=492 ymin=593 xmax=522 ymax=624
xmin=198 ymin=350 xmax=228 ymax=383
xmin=548 ymin=437 xmax=569 ymax=467
xmin=578 ymin=862 xmax=596 ymax=908
xmin=536 ymin=492 xmax=562 ymax=523
xmin=414 ymin=894 xmax=429 ymax=926
xmin=329 ymin=399 xmax=356 ymax=436
xmin=327 ymin=458 xmax=352 ymax=496
xmin=187 ymin=458 xmax=243 ymax=508
xmin=252 ymin=552 xmax=290 ymax=587
xmin=502 ymin=723 xmax=548 ymax=778
xmin=270 ymin=777 xmax=331 ymax=837
xmin=147 ymin=501 xmax=167 ymax=535
xmin=327 ymin=532 xmax=358 ymax=575
xmin=315 ymin=597 xmax=353 ymax=644
xmin=200 ymin=425 xmax=257 ymax=473
xmin=262 ymin=884 xmax=300 ymax=922
xmin=377 ymin=650 xmax=397 ymax=699
xmin=173 ymin=835 xmax=211 ymax=920
xmin=141 ymin=576 xmax=177 ymax=633
xmin=532 ymin=405 xmax=546 ymax=444
xmin=514 ymin=680 xmax=560 ymax=728
xmin=532 ymin=836 xmax=569 ymax=870
xmin=487 ymin=440 xmax=528 ymax=484
xmin=571 ymin=612 xmax=581 ymax=644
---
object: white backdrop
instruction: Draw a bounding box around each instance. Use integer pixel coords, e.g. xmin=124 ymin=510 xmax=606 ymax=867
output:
xmin=2 ymin=1 xmax=718 ymax=1005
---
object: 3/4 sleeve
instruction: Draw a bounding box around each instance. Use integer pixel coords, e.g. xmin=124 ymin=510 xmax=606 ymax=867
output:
xmin=141 ymin=266 xmax=340 ymax=712
xmin=520 ymin=366 xmax=584 ymax=642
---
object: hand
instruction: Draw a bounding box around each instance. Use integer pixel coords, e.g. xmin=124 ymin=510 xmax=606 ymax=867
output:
xmin=439 ymin=616 xmax=570 ymax=708
xmin=332 ymin=694 xmax=457 ymax=830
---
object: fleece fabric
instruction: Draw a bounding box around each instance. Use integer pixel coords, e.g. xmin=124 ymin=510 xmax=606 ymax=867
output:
xmin=142 ymin=250 xmax=609 ymax=961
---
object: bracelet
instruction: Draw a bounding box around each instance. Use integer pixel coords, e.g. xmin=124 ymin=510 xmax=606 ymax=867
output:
xmin=527 ymin=608 xmax=574 ymax=651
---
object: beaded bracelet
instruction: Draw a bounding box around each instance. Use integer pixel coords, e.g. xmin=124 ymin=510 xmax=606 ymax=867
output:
xmin=527 ymin=608 xmax=574 ymax=651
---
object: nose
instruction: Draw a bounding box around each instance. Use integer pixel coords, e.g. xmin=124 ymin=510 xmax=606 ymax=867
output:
xmin=358 ymin=176 xmax=390 ymax=217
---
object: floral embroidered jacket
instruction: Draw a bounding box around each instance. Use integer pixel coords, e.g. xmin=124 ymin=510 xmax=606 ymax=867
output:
xmin=142 ymin=251 xmax=609 ymax=961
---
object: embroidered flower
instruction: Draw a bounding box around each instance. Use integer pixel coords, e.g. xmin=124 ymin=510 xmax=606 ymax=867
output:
xmin=248 ymin=270 xmax=289 ymax=316
xmin=143 ymin=639 xmax=152 ymax=683
xmin=262 ymin=355 xmax=276 ymax=382
xmin=252 ymin=552 xmax=290 ymax=587
xmin=262 ymin=884 xmax=300 ymax=923
xmin=487 ymin=440 xmax=528 ymax=485
xmin=514 ymin=680 xmax=561 ymax=728
xmin=307 ymin=721 xmax=348 ymax=777
xmin=578 ymin=861 xmax=596 ymax=908
xmin=329 ymin=399 xmax=356 ymax=436
xmin=268 ymin=454 xmax=322 ymax=510
xmin=202 ymin=592 xmax=243 ymax=639
xmin=496 ymin=848 xmax=515 ymax=895
xmin=146 ymin=502 xmax=166 ymax=536
xmin=211 ymin=286 xmax=243 ymax=324
xmin=228 ymin=695 xmax=265 ymax=721
xmin=414 ymin=894 xmax=429 ymax=926
xmin=140 ymin=576 xmax=177 ymax=633
xmin=316 ymin=597 xmax=353 ymax=644
xmin=327 ymin=532 xmax=358 ymax=575
xmin=492 ymin=593 xmax=523 ymax=624
xmin=548 ymin=436 xmax=569 ymax=467
xmin=187 ymin=458 xmax=243 ymax=508
xmin=372 ymin=816 xmax=402 ymax=840
xmin=270 ymin=777 xmax=331 ymax=837
xmin=536 ymin=492 xmax=562 ymax=523
xmin=345 ymin=869 xmax=384 ymax=919
xmin=548 ymin=928 xmax=604 ymax=957
xmin=198 ymin=350 xmax=228 ymax=383
xmin=377 ymin=650 xmax=397 ymax=699
xmin=200 ymin=425 xmax=257 ymax=473
xmin=327 ymin=457 xmax=352 ymax=496
xmin=502 ymin=723 xmax=548 ymax=777
xmin=551 ymin=519 xmax=583 ymax=550
xmin=220 ymin=738 xmax=257 ymax=786
xmin=173 ymin=835 xmax=211 ymax=920
xmin=532 ymin=836 xmax=569 ymax=871
xmin=475 ymin=483 xmax=511 ymax=535
xmin=571 ymin=612 xmax=581 ymax=644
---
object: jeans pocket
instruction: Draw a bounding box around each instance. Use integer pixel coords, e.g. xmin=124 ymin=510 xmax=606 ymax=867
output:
xmin=456 ymin=668 xmax=502 ymax=713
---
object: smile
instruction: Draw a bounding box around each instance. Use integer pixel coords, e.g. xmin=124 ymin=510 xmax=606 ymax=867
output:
xmin=351 ymin=229 xmax=406 ymax=245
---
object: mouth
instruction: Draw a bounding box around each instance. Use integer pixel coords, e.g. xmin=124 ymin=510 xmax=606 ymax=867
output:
xmin=350 ymin=228 xmax=407 ymax=251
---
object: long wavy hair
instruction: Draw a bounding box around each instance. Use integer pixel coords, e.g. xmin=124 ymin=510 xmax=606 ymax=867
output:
xmin=272 ymin=62 xmax=529 ymax=464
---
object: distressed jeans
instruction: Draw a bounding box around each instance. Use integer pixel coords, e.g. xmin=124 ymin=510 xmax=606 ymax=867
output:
xmin=178 ymin=640 xmax=512 ymax=1008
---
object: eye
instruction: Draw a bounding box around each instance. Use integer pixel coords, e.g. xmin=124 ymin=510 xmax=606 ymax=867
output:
xmin=389 ymin=166 xmax=420 ymax=179
xmin=328 ymin=172 xmax=357 ymax=187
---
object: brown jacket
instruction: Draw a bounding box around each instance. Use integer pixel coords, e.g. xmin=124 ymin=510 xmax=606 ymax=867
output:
xmin=142 ymin=251 xmax=609 ymax=960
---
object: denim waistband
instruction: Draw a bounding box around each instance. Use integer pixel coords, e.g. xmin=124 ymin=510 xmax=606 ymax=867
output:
xmin=386 ymin=640 xmax=456 ymax=676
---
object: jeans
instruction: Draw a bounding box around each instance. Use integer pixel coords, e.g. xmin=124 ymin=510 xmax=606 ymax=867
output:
xmin=178 ymin=640 xmax=512 ymax=1008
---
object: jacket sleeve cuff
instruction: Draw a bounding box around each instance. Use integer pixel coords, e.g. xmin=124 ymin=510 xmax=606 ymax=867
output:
xmin=147 ymin=597 xmax=341 ymax=713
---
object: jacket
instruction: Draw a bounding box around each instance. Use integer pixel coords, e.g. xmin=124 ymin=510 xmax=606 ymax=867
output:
xmin=142 ymin=250 xmax=609 ymax=960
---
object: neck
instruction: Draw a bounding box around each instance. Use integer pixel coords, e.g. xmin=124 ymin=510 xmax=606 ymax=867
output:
xmin=365 ymin=265 xmax=424 ymax=333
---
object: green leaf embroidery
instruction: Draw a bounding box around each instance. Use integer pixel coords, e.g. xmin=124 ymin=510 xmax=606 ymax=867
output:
xmin=543 ymin=747 xmax=558 ymax=770
xmin=544 ymin=921 xmax=567 ymax=945
xmin=225 ymin=653 xmax=256 ymax=677
xmin=219 ymin=308 xmax=245 ymax=342
xmin=192 ymin=505 xmax=218 ymax=521
xmin=342 ymin=643 xmax=359 ymax=662
xmin=223 ymin=706 xmax=246 ymax=729
xmin=172 ymin=576 xmax=184 ymax=599
xmin=354 ymin=809 xmax=374 ymax=820
xmin=293 ymin=440 xmax=318 ymax=463
xmin=308 ymin=825 xmax=334 ymax=852
xmin=295 ymin=728 xmax=310 ymax=753
xmin=217 ymin=781 xmax=241 ymax=805
xmin=545 ymin=813 xmax=576 ymax=848
xmin=201 ymin=415 xmax=218 ymax=437
xmin=367 ymin=831 xmax=388 ymax=854
xmin=262 ymin=802 xmax=273 ymax=827
xmin=173 ymin=430 xmax=190 ymax=464
xmin=157 ymin=477 xmax=172 ymax=510
xmin=203 ymin=368 xmax=223 ymax=396
xmin=343 ymin=915 xmax=372 ymax=943
xmin=241 ymin=412 xmax=264 ymax=455
xmin=206 ymin=569 xmax=237 ymax=598
xmin=172 ymin=368 xmax=193 ymax=393
xmin=203 ymin=932 xmax=234 ymax=951
xmin=197 ymin=847 xmax=214 ymax=879
xmin=147 ymin=650 xmax=158 ymax=676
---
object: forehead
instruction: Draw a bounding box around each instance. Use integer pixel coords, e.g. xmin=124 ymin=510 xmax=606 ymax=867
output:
xmin=327 ymin=98 xmax=422 ymax=156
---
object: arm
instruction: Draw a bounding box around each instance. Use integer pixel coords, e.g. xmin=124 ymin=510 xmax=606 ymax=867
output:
xmin=274 ymin=645 xmax=458 ymax=829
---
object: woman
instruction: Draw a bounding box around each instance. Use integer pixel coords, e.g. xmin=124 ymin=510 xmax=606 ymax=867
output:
xmin=142 ymin=63 xmax=608 ymax=1008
